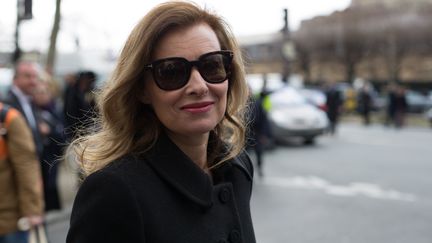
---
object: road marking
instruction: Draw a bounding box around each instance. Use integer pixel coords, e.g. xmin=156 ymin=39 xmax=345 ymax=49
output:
xmin=258 ymin=175 xmax=417 ymax=202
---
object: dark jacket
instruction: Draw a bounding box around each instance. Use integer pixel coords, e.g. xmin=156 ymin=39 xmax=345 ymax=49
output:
xmin=67 ymin=133 xmax=256 ymax=243
xmin=325 ymin=87 xmax=343 ymax=122
xmin=63 ymin=72 xmax=97 ymax=139
xmin=246 ymin=95 xmax=272 ymax=148
xmin=36 ymin=104 xmax=65 ymax=211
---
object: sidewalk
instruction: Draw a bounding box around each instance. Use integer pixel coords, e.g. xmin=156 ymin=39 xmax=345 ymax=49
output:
xmin=340 ymin=112 xmax=430 ymax=128
xmin=46 ymin=158 xmax=78 ymax=227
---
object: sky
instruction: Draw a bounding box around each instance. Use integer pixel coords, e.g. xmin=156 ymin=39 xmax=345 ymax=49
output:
xmin=0 ymin=0 xmax=351 ymax=53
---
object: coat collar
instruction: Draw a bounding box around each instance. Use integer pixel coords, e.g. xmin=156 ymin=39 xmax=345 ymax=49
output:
xmin=143 ymin=132 xmax=253 ymax=209
xmin=145 ymin=132 xmax=214 ymax=209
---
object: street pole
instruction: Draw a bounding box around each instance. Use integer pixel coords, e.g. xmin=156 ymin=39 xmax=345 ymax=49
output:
xmin=281 ymin=8 xmax=290 ymax=83
xmin=12 ymin=0 xmax=33 ymax=65
xmin=12 ymin=0 xmax=22 ymax=64
xmin=46 ymin=0 xmax=62 ymax=74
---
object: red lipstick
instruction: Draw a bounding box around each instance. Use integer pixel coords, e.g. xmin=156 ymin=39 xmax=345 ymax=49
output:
xmin=181 ymin=102 xmax=214 ymax=114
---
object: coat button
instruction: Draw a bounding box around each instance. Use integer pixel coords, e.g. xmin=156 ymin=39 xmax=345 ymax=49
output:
xmin=219 ymin=187 xmax=231 ymax=203
xmin=229 ymin=229 xmax=241 ymax=243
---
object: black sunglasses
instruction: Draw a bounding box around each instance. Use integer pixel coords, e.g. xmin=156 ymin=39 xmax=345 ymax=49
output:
xmin=145 ymin=50 xmax=233 ymax=91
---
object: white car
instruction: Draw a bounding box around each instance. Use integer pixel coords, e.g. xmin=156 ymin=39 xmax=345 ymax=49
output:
xmin=0 ymin=68 xmax=13 ymax=99
xmin=425 ymin=108 xmax=432 ymax=127
xmin=298 ymin=88 xmax=327 ymax=111
xmin=268 ymin=86 xmax=329 ymax=144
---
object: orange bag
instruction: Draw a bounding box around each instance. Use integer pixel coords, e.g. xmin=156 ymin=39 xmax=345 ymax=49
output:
xmin=0 ymin=103 xmax=19 ymax=160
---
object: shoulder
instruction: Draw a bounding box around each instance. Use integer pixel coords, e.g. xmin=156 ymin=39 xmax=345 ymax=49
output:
xmin=68 ymin=155 xmax=146 ymax=242
xmin=86 ymin=155 xmax=144 ymax=182
xmin=82 ymin=154 xmax=151 ymax=192
xmin=230 ymin=150 xmax=254 ymax=181
xmin=1 ymin=104 xmax=28 ymax=131
xmin=3 ymin=106 xmax=21 ymax=124
xmin=74 ymin=156 xmax=144 ymax=212
xmin=3 ymin=91 xmax=18 ymax=105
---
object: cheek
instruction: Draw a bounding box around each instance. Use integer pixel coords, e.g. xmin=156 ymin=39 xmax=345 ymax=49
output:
xmin=215 ymin=82 xmax=229 ymax=113
xmin=220 ymin=82 xmax=229 ymax=102
xmin=148 ymin=90 xmax=181 ymax=116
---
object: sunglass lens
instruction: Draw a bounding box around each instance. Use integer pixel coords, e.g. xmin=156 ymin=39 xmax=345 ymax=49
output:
xmin=154 ymin=59 xmax=189 ymax=90
xmin=199 ymin=53 xmax=230 ymax=83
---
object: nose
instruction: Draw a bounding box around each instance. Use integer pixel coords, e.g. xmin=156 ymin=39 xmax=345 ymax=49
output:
xmin=185 ymin=68 xmax=208 ymax=96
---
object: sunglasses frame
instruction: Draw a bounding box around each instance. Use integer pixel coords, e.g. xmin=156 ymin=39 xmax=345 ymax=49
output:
xmin=145 ymin=50 xmax=234 ymax=91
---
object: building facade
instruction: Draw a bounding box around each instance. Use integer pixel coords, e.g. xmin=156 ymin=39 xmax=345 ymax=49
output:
xmin=240 ymin=0 xmax=432 ymax=91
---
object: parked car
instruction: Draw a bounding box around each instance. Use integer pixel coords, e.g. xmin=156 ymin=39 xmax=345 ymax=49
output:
xmin=246 ymin=73 xmax=285 ymax=95
xmin=0 ymin=68 xmax=13 ymax=99
xmin=298 ymin=88 xmax=327 ymax=111
xmin=426 ymin=90 xmax=432 ymax=101
xmin=267 ymin=86 xmax=329 ymax=145
xmin=405 ymin=90 xmax=432 ymax=113
xmin=425 ymin=108 xmax=432 ymax=127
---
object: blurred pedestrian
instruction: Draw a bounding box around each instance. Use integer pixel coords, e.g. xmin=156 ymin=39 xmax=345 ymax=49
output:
xmin=357 ymin=84 xmax=373 ymax=125
xmin=246 ymin=90 xmax=272 ymax=177
xmin=62 ymin=73 xmax=77 ymax=121
xmin=33 ymin=73 xmax=66 ymax=212
xmin=384 ymin=83 xmax=396 ymax=126
xmin=0 ymin=102 xmax=44 ymax=243
xmin=5 ymin=61 xmax=44 ymax=158
xmin=66 ymin=2 xmax=255 ymax=243
xmin=393 ymin=85 xmax=407 ymax=128
xmin=325 ymin=81 xmax=343 ymax=134
xmin=63 ymin=71 xmax=97 ymax=140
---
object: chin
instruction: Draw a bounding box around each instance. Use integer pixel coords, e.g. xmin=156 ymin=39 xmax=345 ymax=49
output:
xmin=180 ymin=123 xmax=218 ymax=135
xmin=188 ymin=126 xmax=215 ymax=135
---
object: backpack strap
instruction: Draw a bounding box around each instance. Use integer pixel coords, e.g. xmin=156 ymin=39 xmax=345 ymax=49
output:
xmin=0 ymin=104 xmax=10 ymax=139
xmin=0 ymin=103 xmax=10 ymax=160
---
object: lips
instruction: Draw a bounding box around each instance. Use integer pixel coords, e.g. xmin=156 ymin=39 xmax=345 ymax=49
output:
xmin=181 ymin=101 xmax=214 ymax=113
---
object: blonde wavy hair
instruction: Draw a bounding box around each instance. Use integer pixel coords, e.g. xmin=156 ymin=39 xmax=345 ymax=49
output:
xmin=67 ymin=1 xmax=249 ymax=176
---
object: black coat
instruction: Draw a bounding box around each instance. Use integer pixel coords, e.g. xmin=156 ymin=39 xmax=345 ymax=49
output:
xmin=325 ymin=88 xmax=343 ymax=122
xmin=37 ymin=105 xmax=65 ymax=211
xmin=63 ymin=82 xmax=96 ymax=139
xmin=66 ymin=133 xmax=256 ymax=243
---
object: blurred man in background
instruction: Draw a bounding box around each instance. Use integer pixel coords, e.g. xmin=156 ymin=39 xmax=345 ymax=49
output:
xmin=5 ymin=61 xmax=43 ymax=158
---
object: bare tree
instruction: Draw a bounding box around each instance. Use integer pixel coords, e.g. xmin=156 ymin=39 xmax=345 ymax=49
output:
xmin=295 ymin=2 xmax=432 ymax=84
xmin=46 ymin=0 xmax=62 ymax=74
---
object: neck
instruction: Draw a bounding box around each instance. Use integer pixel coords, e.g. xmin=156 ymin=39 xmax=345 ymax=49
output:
xmin=166 ymin=131 xmax=209 ymax=171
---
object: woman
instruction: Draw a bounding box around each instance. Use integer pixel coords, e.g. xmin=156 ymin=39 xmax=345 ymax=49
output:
xmin=66 ymin=2 xmax=256 ymax=243
xmin=33 ymin=76 xmax=65 ymax=212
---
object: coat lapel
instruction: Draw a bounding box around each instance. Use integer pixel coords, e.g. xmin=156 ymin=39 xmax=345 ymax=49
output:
xmin=145 ymin=133 xmax=213 ymax=209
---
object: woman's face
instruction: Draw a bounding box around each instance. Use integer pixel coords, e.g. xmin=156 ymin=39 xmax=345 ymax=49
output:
xmin=143 ymin=23 xmax=229 ymax=139
xmin=33 ymin=83 xmax=52 ymax=106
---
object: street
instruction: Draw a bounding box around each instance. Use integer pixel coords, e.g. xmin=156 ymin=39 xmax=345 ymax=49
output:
xmin=46 ymin=122 xmax=432 ymax=243
xmin=251 ymin=123 xmax=432 ymax=243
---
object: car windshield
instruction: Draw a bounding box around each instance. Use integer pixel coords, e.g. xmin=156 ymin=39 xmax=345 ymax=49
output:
xmin=247 ymin=73 xmax=285 ymax=94
xmin=299 ymin=88 xmax=326 ymax=105
xmin=270 ymin=87 xmax=307 ymax=107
